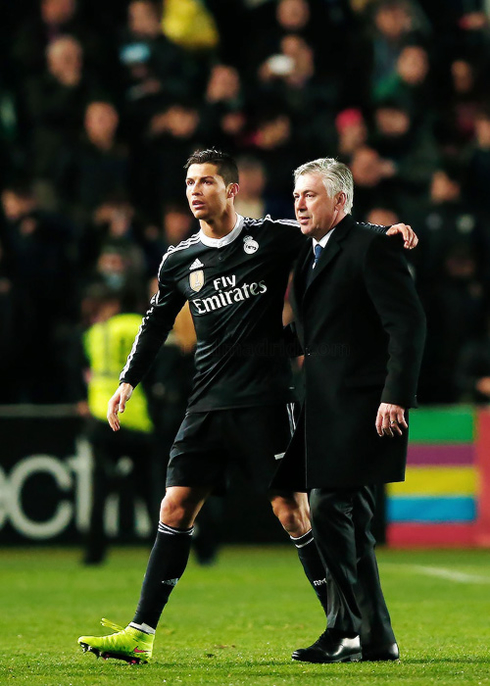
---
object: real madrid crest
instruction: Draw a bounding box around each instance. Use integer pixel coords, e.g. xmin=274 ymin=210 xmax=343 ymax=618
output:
xmin=243 ymin=234 xmax=259 ymax=254
xmin=189 ymin=269 xmax=204 ymax=292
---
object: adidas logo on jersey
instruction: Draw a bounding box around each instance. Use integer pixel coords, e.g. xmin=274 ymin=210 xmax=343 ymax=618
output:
xmin=189 ymin=258 xmax=204 ymax=270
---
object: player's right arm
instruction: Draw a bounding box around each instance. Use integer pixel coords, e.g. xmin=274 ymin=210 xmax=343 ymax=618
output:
xmin=108 ymin=254 xmax=186 ymax=429
xmin=107 ymin=382 xmax=133 ymax=431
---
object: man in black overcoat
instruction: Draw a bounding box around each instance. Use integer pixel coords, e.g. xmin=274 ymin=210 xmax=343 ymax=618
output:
xmin=275 ymin=157 xmax=426 ymax=663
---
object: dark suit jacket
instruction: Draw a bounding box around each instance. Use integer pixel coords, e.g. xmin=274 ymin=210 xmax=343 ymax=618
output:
xmin=274 ymin=215 xmax=426 ymax=490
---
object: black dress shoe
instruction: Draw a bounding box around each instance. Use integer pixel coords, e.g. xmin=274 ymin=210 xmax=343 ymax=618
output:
xmin=292 ymin=631 xmax=362 ymax=663
xmin=362 ymin=642 xmax=399 ymax=661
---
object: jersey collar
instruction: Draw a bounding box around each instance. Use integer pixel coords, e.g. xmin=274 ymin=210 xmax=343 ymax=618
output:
xmin=199 ymin=214 xmax=244 ymax=248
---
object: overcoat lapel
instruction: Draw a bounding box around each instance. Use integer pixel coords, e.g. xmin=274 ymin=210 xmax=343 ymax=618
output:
xmin=306 ymin=240 xmax=340 ymax=291
xmin=295 ymin=215 xmax=357 ymax=299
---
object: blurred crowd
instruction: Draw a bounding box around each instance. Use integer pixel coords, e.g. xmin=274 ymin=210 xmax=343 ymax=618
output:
xmin=1 ymin=0 xmax=490 ymax=406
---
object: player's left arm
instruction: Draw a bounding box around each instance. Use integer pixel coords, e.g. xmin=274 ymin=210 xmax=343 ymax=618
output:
xmin=386 ymin=222 xmax=418 ymax=249
xmin=359 ymin=221 xmax=418 ymax=249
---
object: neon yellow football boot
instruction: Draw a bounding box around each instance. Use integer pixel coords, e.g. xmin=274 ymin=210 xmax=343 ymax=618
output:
xmin=78 ymin=618 xmax=154 ymax=664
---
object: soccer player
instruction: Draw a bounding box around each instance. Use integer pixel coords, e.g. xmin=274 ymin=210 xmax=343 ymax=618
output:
xmin=78 ymin=149 xmax=417 ymax=663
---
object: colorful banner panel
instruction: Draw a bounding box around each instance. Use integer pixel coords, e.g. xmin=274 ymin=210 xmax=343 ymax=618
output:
xmin=387 ymin=407 xmax=490 ymax=547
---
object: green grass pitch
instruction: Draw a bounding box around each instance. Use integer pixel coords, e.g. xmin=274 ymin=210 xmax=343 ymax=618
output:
xmin=1 ymin=545 xmax=489 ymax=685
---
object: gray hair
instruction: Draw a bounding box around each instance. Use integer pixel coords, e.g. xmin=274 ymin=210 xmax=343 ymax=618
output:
xmin=293 ymin=157 xmax=354 ymax=214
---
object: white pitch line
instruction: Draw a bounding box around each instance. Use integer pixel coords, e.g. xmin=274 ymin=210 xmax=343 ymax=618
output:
xmin=382 ymin=563 xmax=490 ymax=584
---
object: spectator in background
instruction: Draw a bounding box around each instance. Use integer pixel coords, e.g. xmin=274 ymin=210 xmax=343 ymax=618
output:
xmin=257 ymin=34 xmax=315 ymax=98
xmin=233 ymin=156 xmax=268 ymax=220
xmin=233 ymin=155 xmax=293 ymax=220
xmin=12 ymin=0 xmax=102 ymax=77
xmin=422 ymin=242 xmax=485 ymax=403
xmin=456 ymin=311 xmax=490 ymax=404
xmin=200 ymin=64 xmax=247 ymax=153
xmin=80 ymin=284 xmax=155 ymax=565
xmin=368 ymin=99 xmax=439 ymax=215
xmin=116 ymin=1 xmax=202 ymax=210
xmin=118 ymin=0 xmax=199 ymax=125
xmin=436 ymin=57 xmax=487 ymax=152
xmin=374 ymin=43 xmax=434 ymax=125
xmin=334 ymin=108 xmax=369 ymax=162
xmin=55 ymin=100 xmax=129 ymax=224
xmin=22 ymin=35 xmax=102 ymax=204
xmin=346 ymin=0 xmax=430 ymax=107
xmin=245 ymin=109 xmax=302 ymax=213
xmin=205 ymin=64 xmax=242 ymax=108
xmin=247 ymin=0 xmax=312 ymax=75
xmin=418 ymin=0 xmax=490 ymax=59
xmin=453 ymin=4 xmax=490 ymax=58
xmin=446 ymin=1 xmax=490 ymax=63
xmin=256 ymin=27 xmax=344 ymax=137
xmin=467 ymin=108 xmax=490 ymax=222
xmin=141 ymin=201 xmax=195 ymax=277
xmin=276 ymin=0 xmax=312 ymax=34
xmin=256 ymin=32 xmax=343 ymax=149
xmin=1 ymin=181 xmax=79 ymax=402
xmin=0 ymin=235 xmax=16 ymax=402
xmin=410 ymin=160 xmax=485 ymax=287
xmin=78 ymin=196 xmax=146 ymax=282
xmin=349 ymin=145 xmax=397 ymax=217
xmin=160 ymin=203 xmax=194 ymax=247
xmin=366 ymin=205 xmax=401 ymax=227
xmin=138 ymin=99 xmax=202 ymax=213
xmin=0 ymin=71 xmax=21 ymax=189
xmin=85 ymin=242 xmax=146 ymax=316
xmin=247 ymin=0 xmax=346 ymax=79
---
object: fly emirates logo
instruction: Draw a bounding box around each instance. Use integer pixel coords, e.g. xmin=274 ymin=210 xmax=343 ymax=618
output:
xmin=192 ymin=275 xmax=267 ymax=314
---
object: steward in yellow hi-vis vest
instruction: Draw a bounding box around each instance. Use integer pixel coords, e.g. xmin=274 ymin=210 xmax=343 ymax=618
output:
xmin=81 ymin=286 xmax=155 ymax=565
xmin=84 ymin=314 xmax=153 ymax=434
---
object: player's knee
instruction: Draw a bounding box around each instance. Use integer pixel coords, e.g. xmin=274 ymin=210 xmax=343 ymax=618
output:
xmin=271 ymin=498 xmax=309 ymax=536
xmin=159 ymin=495 xmax=194 ymax=528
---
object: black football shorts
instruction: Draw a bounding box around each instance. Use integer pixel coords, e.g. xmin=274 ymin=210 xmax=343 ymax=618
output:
xmin=166 ymin=403 xmax=297 ymax=494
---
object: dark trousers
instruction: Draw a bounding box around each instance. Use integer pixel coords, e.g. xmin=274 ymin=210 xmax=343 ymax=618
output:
xmin=85 ymin=421 xmax=155 ymax=563
xmin=309 ymin=485 xmax=395 ymax=648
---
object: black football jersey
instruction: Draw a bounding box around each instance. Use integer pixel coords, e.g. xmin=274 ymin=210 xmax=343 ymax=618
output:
xmin=121 ymin=214 xmax=306 ymax=411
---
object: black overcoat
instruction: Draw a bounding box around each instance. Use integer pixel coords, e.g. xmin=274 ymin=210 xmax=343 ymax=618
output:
xmin=275 ymin=215 xmax=426 ymax=490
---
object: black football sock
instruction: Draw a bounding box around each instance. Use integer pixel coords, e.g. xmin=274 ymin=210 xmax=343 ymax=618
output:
xmin=291 ymin=530 xmax=328 ymax=617
xmin=131 ymin=522 xmax=194 ymax=631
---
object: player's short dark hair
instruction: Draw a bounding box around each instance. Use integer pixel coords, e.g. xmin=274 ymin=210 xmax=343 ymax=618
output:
xmin=184 ymin=149 xmax=239 ymax=185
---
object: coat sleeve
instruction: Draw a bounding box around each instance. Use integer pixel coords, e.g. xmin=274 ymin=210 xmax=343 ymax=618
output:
xmin=364 ymin=234 xmax=426 ymax=407
xmin=283 ymin=322 xmax=304 ymax=357
xmin=119 ymin=255 xmax=187 ymax=387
